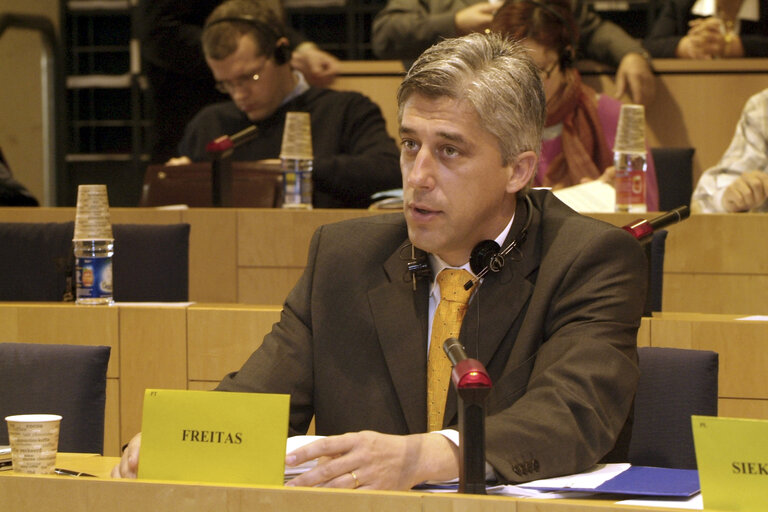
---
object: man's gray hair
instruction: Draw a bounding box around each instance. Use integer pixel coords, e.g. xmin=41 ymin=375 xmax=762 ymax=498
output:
xmin=397 ymin=32 xmax=545 ymax=166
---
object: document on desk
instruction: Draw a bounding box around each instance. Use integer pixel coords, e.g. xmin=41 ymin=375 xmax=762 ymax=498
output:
xmin=550 ymin=181 xmax=616 ymax=212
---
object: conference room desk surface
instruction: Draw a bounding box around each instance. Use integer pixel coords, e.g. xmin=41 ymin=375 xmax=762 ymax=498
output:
xmin=0 ymin=454 xmax=701 ymax=512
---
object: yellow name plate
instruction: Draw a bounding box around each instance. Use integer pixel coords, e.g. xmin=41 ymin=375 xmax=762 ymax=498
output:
xmin=139 ymin=389 xmax=289 ymax=485
xmin=693 ymin=415 xmax=768 ymax=511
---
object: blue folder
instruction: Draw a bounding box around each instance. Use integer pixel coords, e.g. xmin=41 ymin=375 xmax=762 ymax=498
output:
xmin=524 ymin=466 xmax=700 ymax=497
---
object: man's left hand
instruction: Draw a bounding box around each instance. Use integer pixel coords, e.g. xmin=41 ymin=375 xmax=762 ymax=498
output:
xmin=614 ymin=52 xmax=656 ymax=106
xmin=285 ymin=431 xmax=459 ymax=490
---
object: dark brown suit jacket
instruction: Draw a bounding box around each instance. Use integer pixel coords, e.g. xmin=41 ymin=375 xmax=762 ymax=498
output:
xmin=218 ymin=189 xmax=646 ymax=482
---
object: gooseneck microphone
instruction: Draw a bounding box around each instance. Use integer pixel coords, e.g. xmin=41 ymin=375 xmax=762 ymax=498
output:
xmin=205 ymin=125 xmax=259 ymax=207
xmin=622 ymin=205 xmax=690 ymax=241
xmin=443 ymin=337 xmax=492 ymax=494
xmin=205 ymin=125 xmax=259 ymax=156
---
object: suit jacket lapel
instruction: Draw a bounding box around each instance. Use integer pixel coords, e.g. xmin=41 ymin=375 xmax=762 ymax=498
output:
xmin=368 ymin=243 xmax=430 ymax=433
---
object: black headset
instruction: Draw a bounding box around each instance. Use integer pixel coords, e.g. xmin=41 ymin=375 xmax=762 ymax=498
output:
xmin=203 ymin=15 xmax=291 ymax=65
xmin=518 ymin=0 xmax=576 ymax=70
xmin=404 ymin=195 xmax=534 ymax=291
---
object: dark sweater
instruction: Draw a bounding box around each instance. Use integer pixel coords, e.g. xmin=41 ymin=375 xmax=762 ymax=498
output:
xmin=178 ymin=87 xmax=402 ymax=209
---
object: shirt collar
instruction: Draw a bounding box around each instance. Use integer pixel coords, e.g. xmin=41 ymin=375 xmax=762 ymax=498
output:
xmin=281 ymin=70 xmax=310 ymax=106
xmin=428 ymin=213 xmax=516 ymax=298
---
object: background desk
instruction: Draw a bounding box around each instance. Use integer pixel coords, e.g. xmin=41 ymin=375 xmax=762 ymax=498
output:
xmin=333 ymin=59 xmax=768 ymax=187
xmin=2 ymin=208 xmax=768 ymax=315
xmin=0 ymin=454 xmax=694 ymax=512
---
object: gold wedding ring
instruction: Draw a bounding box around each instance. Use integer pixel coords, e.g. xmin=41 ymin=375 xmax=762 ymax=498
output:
xmin=350 ymin=471 xmax=360 ymax=489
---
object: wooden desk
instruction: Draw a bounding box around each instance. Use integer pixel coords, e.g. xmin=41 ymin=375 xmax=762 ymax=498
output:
xmin=0 ymin=454 xmax=695 ymax=512
xmin=5 ymin=301 xmax=768 ymax=457
xmin=3 ymin=207 xmax=768 ymax=312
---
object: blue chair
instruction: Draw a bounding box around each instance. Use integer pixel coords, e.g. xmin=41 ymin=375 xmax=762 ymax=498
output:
xmin=0 ymin=222 xmax=190 ymax=301
xmin=0 ymin=343 xmax=111 ymax=454
xmin=628 ymin=347 xmax=719 ymax=469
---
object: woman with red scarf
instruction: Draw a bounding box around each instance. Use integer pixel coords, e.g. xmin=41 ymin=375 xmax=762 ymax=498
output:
xmin=491 ymin=0 xmax=659 ymax=210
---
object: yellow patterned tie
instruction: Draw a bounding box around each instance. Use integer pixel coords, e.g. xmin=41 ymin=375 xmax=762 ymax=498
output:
xmin=427 ymin=268 xmax=476 ymax=431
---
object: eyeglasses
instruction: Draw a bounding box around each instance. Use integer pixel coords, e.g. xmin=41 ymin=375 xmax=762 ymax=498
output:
xmin=537 ymin=60 xmax=559 ymax=80
xmin=214 ymin=71 xmax=261 ymax=94
xmin=214 ymin=58 xmax=268 ymax=94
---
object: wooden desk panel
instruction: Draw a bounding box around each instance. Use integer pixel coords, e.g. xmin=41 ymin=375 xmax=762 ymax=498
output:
xmin=118 ymin=306 xmax=188 ymax=446
xmin=649 ymin=312 xmax=768 ymax=419
xmin=182 ymin=209 xmax=238 ymax=303
xmin=187 ymin=304 xmax=281 ymax=382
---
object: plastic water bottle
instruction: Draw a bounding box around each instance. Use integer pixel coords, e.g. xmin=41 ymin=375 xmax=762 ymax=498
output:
xmin=613 ymin=104 xmax=648 ymax=213
xmin=280 ymin=112 xmax=313 ymax=209
xmin=614 ymin=150 xmax=647 ymax=213
xmin=74 ymin=239 xmax=114 ymax=305
xmin=281 ymin=157 xmax=313 ymax=209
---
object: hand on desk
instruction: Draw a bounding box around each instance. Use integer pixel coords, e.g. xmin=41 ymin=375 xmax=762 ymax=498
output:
xmin=285 ymin=431 xmax=459 ymax=490
xmin=721 ymin=170 xmax=768 ymax=212
xmin=109 ymin=430 xmax=459 ymax=489
xmin=111 ymin=432 xmax=141 ymax=479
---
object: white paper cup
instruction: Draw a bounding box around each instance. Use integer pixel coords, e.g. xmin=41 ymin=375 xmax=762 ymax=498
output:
xmin=5 ymin=414 xmax=62 ymax=474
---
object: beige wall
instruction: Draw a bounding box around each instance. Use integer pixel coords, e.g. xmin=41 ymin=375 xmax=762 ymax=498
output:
xmin=0 ymin=0 xmax=59 ymax=205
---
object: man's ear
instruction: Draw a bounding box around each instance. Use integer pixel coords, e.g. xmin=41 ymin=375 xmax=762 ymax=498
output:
xmin=506 ymin=151 xmax=538 ymax=194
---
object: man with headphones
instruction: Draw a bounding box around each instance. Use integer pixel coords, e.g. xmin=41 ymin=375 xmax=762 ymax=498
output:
xmin=115 ymin=33 xmax=645 ymax=490
xmin=169 ymin=0 xmax=401 ymax=208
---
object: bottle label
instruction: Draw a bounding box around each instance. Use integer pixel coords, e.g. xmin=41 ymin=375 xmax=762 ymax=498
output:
xmin=615 ymin=169 xmax=646 ymax=210
xmin=75 ymin=256 xmax=113 ymax=299
xmin=282 ymin=169 xmax=313 ymax=209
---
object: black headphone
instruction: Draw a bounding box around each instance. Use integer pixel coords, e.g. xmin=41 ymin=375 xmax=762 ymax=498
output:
xmin=203 ymin=15 xmax=291 ymax=65
xmin=517 ymin=0 xmax=576 ymax=69
xmin=404 ymin=194 xmax=534 ymax=291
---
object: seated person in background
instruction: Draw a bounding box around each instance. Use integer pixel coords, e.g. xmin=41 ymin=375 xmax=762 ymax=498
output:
xmin=372 ymin=0 xmax=656 ymax=105
xmin=0 ymin=147 xmax=39 ymax=206
xmin=644 ymin=0 xmax=768 ymax=59
xmin=172 ymin=0 xmax=401 ymax=209
xmin=140 ymin=0 xmax=341 ymax=163
xmin=491 ymin=0 xmax=659 ymax=211
xmin=114 ymin=32 xmax=645 ymax=489
xmin=691 ymin=88 xmax=768 ymax=212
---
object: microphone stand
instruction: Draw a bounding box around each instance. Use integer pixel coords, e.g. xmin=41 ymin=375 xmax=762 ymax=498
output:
xmin=205 ymin=125 xmax=259 ymax=207
xmin=444 ymin=338 xmax=492 ymax=494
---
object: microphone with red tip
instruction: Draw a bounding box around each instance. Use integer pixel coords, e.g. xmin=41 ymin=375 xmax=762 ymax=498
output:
xmin=204 ymin=125 xmax=259 ymax=206
xmin=444 ymin=337 xmax=492 ymax=390
xmin=443 ymin=337 xmax=491 ymax=494
xmin=205 ymin=125 xmax=259 ymax=156
xmin=622 ymin=205 xmax=690 ymax=241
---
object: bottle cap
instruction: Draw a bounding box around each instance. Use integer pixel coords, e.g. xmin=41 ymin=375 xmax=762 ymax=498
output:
xmin=73 ymin=184 xmax=113 ymax=241
xmin=279 ymin=112 xmax=313 ymax=160
xmin=614 ymin=104 xmax=646 ymax=154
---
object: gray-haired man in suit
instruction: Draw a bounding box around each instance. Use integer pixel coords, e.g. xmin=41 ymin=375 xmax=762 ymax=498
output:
xmin=114 ymin=32 xmax=645 ymax=489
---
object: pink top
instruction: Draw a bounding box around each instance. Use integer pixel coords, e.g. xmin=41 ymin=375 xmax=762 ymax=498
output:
xmin=537 ymin=95 xmax=660 ymax=212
